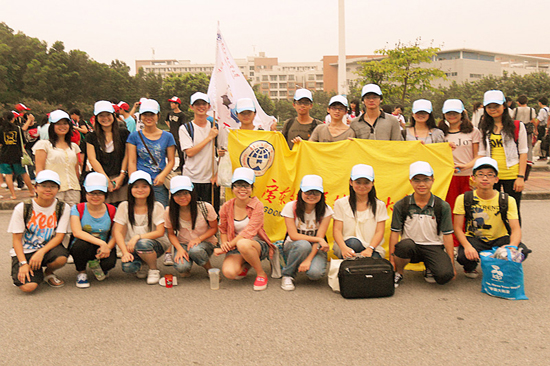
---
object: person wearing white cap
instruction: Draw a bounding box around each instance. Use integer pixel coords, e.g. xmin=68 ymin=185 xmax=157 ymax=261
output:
xmin=8 ymin=170 xmax=71 ymax=292
xmin=437 ymin=99 xmax=481 ymax=247
xmin=164 ymin=175 xmax=219 ymax=278
xmin=308 ymin=95 xmax=355 ymax=142
xmin=404 ymin=99 xmax=445 ymax=143
xmin=390 ymin=161 xmax=455 ymax=288
xmin=33 ymin=109 xmax=81 ymax=207
xmin=233 ymin=98 xmax=257 ymax=130
xmin=112 ymin=170 xmax=168 ymax=285
xmin=214 ymin=167 xmax=274 ymax=291
xmin=86 ymin=101 xmax=130 ymax=205
xmin=179 ymin=92 xmax=220 ymax=211
xmin=477 ymin=89 xmax=528 ymax=223
xmin=165 ymin=96 xmax=186 ymax=172
xmin=281 ymin=89 xmax=323 ymax=149
xmin=453 ymin=157 xmax=529 ymax=279
xmin=69 ymin=172 xmax=117 ymax=288
xmin=349 ymin=84 xmax=403 ymax=140
xmin=332 ymin=165 xmax=389 ymax=260
xmin=0 ymin=111 xmax=36 ymax=199
xmin=279 ymin=175 xmax=333 ymax=291
xmin=127 ymin=98 xmax=176 ymax=208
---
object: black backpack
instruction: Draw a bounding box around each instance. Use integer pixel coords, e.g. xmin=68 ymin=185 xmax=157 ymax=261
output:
xmin=463 ymin=190 xmax=510 ymax=234
xmin=400 ymin=194 xmax=444 ymax=234
xmin=281 ymin=117 xmax=323 ymax=141
xmin=23 ymin=199 xmax=65 ymax=230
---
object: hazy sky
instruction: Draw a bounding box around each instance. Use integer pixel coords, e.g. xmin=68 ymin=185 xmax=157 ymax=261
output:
xmin=2 ymin=0 xmax=548 ymax=74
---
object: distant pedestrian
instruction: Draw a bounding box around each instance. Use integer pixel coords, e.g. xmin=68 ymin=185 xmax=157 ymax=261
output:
xmin=165 ymin=96 xmax=186 ymax=171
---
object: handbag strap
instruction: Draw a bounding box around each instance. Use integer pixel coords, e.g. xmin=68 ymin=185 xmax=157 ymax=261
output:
xmin=138 ymin=131 xmax=158 ymax=166
xmin=18 ymin=126 xmax=25 ymax=151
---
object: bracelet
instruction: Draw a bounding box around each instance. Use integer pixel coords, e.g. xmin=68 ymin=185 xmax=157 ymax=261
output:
xmin=368 ymin=246 xmax=376 ymax=251
xmin=120 ymin=170 xmax=127 ymax=174
xmin=517 ymin=175 xmax=524 ymax=178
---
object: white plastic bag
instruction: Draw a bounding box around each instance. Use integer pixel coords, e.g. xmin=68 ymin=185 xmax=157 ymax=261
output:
xmin=217 ymin=154 xmax=232 ymax=188
xmin=328 ymin=259 xmax=343 ymax=292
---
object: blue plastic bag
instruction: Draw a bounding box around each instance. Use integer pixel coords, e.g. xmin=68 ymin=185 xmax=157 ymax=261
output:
xmin=479 ymin=246 xmax=528 ymax=300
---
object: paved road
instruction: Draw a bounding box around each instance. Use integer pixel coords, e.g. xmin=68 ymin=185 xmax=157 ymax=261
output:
xmin=0 ymin=201 xmax=548 ymax=366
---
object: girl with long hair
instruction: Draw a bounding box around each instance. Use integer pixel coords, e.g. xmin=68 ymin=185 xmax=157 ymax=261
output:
xmin=477 ymin=90 xmax=527 ymax=222
xmin=86 ymin=101 xmax=130 ymax=204
xmin=112 ymin=171 xmax=167 ymax=285
xmin=280 ymin=174 xmax=333 ymax=291
xmin=165 ymin=176 xmax=218 ymax=277
xmin=33 ymin=110 xmax=81 ymax=207
xmin=333 ymin=164 xmax=389 ymax=259
xmin=405 ymin=99 xmax=445 ymax=143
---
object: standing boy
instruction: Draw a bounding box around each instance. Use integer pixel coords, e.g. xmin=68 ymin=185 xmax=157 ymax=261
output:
xmin=453 ymin=157 xmax=526 ymax=278
xmin=281 ymin=89 xmax=323 ymax=149
xmin=165 ymin=96 xmax=186 ymax=171
xmin=390 ymin=161 xmax=455 ymax=287
xmin=8 ymin=170 xmax=71 ymax=292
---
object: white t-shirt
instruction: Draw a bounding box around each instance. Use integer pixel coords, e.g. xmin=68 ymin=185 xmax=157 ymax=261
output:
xmin=8 ymin=199 xmax=71 ymax=256
xmin=164 ymin=202 xmax=218 ymax=245
xmin=180 ymin=121 xmax=215 ymax=183
xmin=333 ymin=196 xmax=389 ymax=257
xmin=114 ymin=201 xmax=165 ymax=242
xmin=281 ymin=200 xmax=333 ymax=245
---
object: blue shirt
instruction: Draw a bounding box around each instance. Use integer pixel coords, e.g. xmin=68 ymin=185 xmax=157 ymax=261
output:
xmin=70 ymin=204 xmax=113 ymax=242
xmin=127 ymin=131 xmax=176 ymax=179
xmin=124 ymin=116 xmax=136 ymax=133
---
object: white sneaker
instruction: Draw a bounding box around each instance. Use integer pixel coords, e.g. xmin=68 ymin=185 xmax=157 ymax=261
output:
xmin=424 ymin=269 xmax=436 ymax=284
xmin=136 ymin=263 xmax=148 ymax=279
xmin=147 ymin=269 xmax=161 ymax=285
xmin=163 ymin=252 xmax=174 ymax=266
xmin=1 ymin=183 xmax=6 ymax=188
xmin=281 ymin=276 xmax=295 ymax=291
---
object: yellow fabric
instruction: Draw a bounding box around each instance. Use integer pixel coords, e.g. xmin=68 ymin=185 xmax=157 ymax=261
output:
xmin=226 ymin=130 xmax=454 ymax=267
xmin=489 ymin=134 xmax=518 ymax=180
xmin=454 ymin=191 xmax=518 ymax=241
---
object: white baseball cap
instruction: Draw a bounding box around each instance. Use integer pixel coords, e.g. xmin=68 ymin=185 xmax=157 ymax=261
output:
xmin=294 ymin=89 xmax=313 ymax=102
xmin=170 ymin=175 xmax=194 ymax=194
xmin=300 ymin=175 xmax=324 ymax=193
xmin=412 ymin=99 xmax=433 ymax=114
xmin=235 ymin=98 xmax=256 ymax=113
xmin=190 ymin=92 xmax=210 ymax=105
xmin=129 ymin=170 xmax=152 ymax=185
xmin=36 ymin=170 xmax=61 ymax=186
xmin=49 ymin=110 xmax=71 ymax=123
xmin=442 ymin=99 xmax=465 ymax=114
xmin=409 ymin=161 xmax=434 ymax=179
xmin=94 ymin=101 xmax=115 ymax=116
xmin=483 ymin=90 xmax=506 ymax=106
xmin=329 ymin=95 xmax=348 ymax=107
xmin=473 ymin=157 xmax=499 ymax=173
xmin=139 ymin=99 xmax=160 ymax=114
xmin=361 ymin=84 xmax=382 ymax=98
xmin=84 ymin=172 xmax=108 ymax=193
xmin=232 ymin=167 xmax=255 ymax=184
xmin=351 ymin=164 xmax=374 ymax=181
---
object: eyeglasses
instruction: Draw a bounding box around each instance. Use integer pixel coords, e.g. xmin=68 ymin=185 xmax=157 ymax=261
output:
xmin=475 ymin=172 xmax=497 ymax=178
xmin=37 ymin=183 xmax=59 ymax=189
xmin=303 ymin=190 xmax=322 ymax=196
xmin=411 ymin=177 xmax=433 ymax=184
xmin=86 ymin=191 xmax=105 ymax=196
xmin=233 ymin=183 xmax=252 ymax=189
xmin=329 ymin=106 xmax=347 ymax=112
xmin=295 ymin=100 xmax=312 ymax=106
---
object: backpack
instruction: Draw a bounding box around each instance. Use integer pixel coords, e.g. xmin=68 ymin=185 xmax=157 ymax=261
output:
xmin=23 ymin=199 xmax=65 ymax=230
xmin=463 ymin=190 xmax=510 ymax=234
xmin=198 ymin=201 xmax=210 ymax=227
xmin=183 ymin=120 xmax=219 ymax=149
xmin=400 ymin=194 xmax=444 ymax=234
xmin=281 ymin=117 xmax=323 ymax=141
xmin=513 ymin=108 xmax=535 ymax=134
xmin=76 ymin=203 xmax=116 ymax=223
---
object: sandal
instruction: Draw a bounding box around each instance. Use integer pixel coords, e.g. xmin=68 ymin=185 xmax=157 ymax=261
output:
xmin=44 ymin=273 xmax=65 ymax=287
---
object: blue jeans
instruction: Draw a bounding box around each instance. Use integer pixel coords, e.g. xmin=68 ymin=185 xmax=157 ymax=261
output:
xmin=121 ymin=239 xmax=165 ymax=273
xmin=282 ymin=240 xmax=327 ymax=280
xmin=153 ymin=185 xmax=169 ymax=207
xmin=343 ymin=238 xmax=382 ymax=259
xmin=173 ymin=241 xmax=214 ymax=273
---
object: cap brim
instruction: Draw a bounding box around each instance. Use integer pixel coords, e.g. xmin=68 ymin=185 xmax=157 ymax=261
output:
xmin=301 ymin=186 xmax=323 ymax=193
xmin=170 ymin=186 xmax=193 ymax=194
xmin=85 ymin=185 xmax=108 ymax=193
xmin=36 ymin=178 xmax=61 ymax=185
xmin=351 ymin=174 xmax=373 ymax=181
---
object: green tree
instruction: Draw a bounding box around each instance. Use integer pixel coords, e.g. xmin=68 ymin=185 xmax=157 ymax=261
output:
xmin=160 ymin=72 xmax=210 ymax=121
xmin=356 ymin=40 xmax=446 ymax=105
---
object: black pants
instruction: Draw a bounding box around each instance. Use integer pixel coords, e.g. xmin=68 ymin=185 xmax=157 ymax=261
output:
xmin=70 ymin=239 xmax=117 ymax=272
xmin=394 ymin=239 xmax=454 ymax=285
xmin=494 ymin=180 xmax=522 ymax=225
xmin=194 ymin=182 xmax=220 ymax=213
xmin=457 ymin=236 xmax=513 ymax=272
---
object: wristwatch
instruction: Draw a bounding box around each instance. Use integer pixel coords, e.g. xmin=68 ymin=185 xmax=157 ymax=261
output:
xmin=517 ymin=175 xmax=524 ymax=178
xmin=368 ymin=246 xmax=376 ymax=251
xmin=19 ymin=261 xmax=28 ymax=267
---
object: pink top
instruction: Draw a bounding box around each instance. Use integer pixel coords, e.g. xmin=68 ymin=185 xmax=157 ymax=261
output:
xmin=445 ymin=128 xmax=481 ymax=176
xmin=219 ymin=197 xmax=273 ymax=248
xmin=164 ymin=202 xmax=218 ymax=245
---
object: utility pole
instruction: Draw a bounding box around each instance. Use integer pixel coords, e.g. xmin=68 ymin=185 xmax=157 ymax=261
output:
xmin=338 ymin=0 xmax=347 ymax=95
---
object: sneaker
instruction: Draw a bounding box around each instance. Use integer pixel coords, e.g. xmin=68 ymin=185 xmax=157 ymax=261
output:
xmin=163 ymin=252 xmax=174 ymax=266
xmin=20 ymin=185 xmax=28 ymax=190
xmin=136 ymin=263 xmax=149 ymax=279
xmin=76 ymin=273 xmax=90 ymax=288
xmin=464 ymin=269 xmax=479 ymax=279
xmin=424 ymin=269 xmax=436 ymax=284
xmin=235 ymin=266 xmax=249 ymax=280
xmin=281 ymin=276 xmax=295 ymax=291
xmin=253 ymin=276 xmax=268 ymax=291
xmin=67 ymin=255 xmax=74 ymax=264
xmin=394 ymin=273 xmax=403 ymax=288
xmin=14 ymin=187 xmax=21 ymax=191
xmin=147 ymin=269 xmax=161 ymax=285
xmin=1 ymin=183 xmax=6 ymax=188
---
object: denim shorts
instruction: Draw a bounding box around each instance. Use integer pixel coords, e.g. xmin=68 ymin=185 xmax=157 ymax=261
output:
xmin=227 ymin=239 xmax=269 ymax=260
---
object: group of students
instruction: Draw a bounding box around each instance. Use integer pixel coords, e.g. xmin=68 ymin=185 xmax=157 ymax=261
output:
xmin=7 ymin=85 xmax=530 ymax=293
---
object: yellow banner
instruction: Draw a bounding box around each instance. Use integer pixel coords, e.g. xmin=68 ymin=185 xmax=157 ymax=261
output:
xmin=226 ymin=130 xmax=454 ymax=261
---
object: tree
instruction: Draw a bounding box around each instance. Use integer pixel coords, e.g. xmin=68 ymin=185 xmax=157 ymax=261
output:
xmin=355 ymin=39 xmax=446 ymax=105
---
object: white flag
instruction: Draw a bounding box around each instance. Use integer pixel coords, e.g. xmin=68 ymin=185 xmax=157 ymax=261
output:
xmin=207 ymin=26 xmax=275 ymax=148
